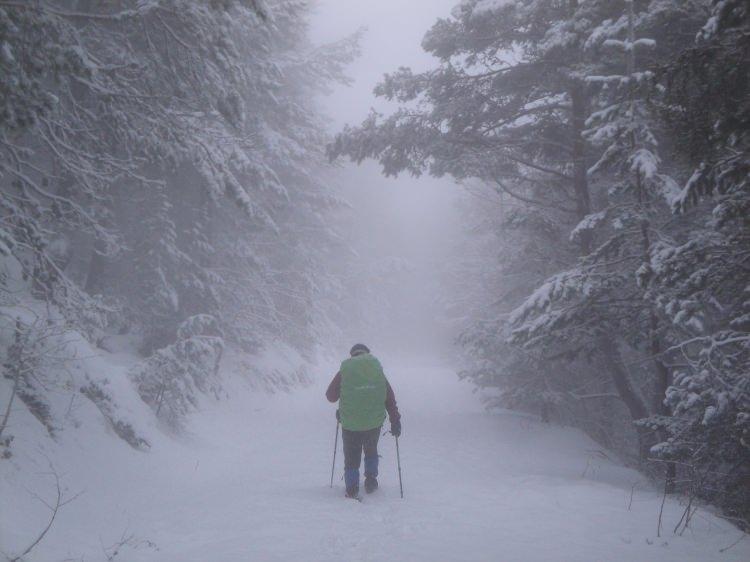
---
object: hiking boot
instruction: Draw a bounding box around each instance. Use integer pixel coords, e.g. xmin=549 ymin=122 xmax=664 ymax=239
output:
xmin=364 ymin=476 xmax=378 ymax=494
xmin=345 ymin=486 xmax=359 ymax=499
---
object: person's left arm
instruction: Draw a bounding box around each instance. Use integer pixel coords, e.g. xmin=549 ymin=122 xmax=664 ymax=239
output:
xmin=325 ymin=372 xmax=341 ymax=402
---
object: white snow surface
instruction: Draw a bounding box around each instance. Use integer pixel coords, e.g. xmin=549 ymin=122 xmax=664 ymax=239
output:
xmin=3 ymin=357 xmax=748 ymax=562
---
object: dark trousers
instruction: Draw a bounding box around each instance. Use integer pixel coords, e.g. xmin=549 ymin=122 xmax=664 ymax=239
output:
xmin=342 ymin=426 xmax=381 ymax=488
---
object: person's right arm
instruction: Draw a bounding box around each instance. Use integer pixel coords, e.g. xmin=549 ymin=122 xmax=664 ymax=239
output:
xmin=385 ymin=378 xmax=401 ymax=437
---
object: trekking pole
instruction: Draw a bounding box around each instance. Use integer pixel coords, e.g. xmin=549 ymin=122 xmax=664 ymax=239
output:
xmin=395 ymin=435 xmax=404 ymax=499
xmin=330 ymin=420 xmax=340 ymax=488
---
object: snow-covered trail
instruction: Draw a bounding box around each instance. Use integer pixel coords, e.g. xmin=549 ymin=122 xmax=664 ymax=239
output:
xmin=4 ymin=359 xmax=748 ymax=561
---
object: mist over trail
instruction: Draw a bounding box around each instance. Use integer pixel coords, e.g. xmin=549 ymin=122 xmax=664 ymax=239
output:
xmin=2 ymin=1 xmax=749 ymax=560
xmin=309 ymin=0 xmax=465 ymax=360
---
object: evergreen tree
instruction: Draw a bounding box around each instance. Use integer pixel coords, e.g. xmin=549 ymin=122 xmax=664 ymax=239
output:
xmin=645 ymin=0 xmax=750 ymax=522
xmin=1 ymin=1 xmax=359 ymax=443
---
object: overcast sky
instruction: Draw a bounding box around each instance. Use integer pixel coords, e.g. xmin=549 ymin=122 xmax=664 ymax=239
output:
xmin=308 ymin=0 xmax=464 ymax=359
xmin=309 ymin=0 xmax=458 ymax=129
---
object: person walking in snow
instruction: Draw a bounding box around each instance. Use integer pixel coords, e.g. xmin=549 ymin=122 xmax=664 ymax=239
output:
xmin=326 ymin=343 xmax=401 ymax=498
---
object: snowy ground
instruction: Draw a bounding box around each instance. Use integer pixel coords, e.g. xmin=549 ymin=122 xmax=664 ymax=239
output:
xmin=2 ymin=357 xmax=748 ymax=561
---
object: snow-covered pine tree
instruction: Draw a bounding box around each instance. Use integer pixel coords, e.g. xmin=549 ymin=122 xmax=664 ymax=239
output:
xmin=504 ymin=0 xmax=705 ymax=462
xmin=571 ymin=0 xmax=701 ymax=480
xmin=644 ymin=0 xmax=750 ymax=523
xmin=330 ymin=0 xmax=666 ymax=458
xmin=330 ymin=0 xmax=598 ymax=233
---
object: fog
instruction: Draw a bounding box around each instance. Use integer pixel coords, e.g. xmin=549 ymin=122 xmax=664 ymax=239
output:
xmin=311 ymin=0 xmax=465 ymax=361
xmin=310 ymin=0 xmax=457 ymax=127
xmin=2 ymin=2 xmax=748 ymax=560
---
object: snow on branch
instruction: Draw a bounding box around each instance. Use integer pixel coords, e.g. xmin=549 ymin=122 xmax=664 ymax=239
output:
xmin=570 ymin=210 xmax=608 ymax=243
xmin=509 ymin=269 xmax=591 ymax=327
xmin=602 ymin=38 xmax=657 ymax=51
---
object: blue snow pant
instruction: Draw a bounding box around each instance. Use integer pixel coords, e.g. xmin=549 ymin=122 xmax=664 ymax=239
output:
xmin=342 ymin=426 xmax=381 ymax=491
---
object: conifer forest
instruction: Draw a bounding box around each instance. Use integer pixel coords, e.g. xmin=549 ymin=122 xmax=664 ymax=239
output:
xmin=1 ymin=1 xmax=749 ymax=561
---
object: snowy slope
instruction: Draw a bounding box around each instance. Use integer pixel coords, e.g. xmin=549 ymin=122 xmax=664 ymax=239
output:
xmin=2 ymin=358 xmax=748 ymax=561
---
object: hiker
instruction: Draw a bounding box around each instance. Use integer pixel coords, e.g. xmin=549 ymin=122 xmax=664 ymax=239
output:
xmin=326 ymin=343 xmax=401 ymax=498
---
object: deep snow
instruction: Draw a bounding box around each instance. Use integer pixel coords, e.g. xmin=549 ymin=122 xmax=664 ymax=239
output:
xmin=2 ymin=357 xmax=748 ymax=562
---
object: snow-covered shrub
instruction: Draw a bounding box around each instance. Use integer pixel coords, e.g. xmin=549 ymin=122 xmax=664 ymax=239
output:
xmin=131 ymin=315 xmax=224 ymax=429
xmin=1 ymin=316 xmax=66 ymax=444
xmin=80 ymin=382 xmax=151 ymax=451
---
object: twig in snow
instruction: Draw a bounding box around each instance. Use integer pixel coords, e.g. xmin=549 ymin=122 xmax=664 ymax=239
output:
xmin=673 ymin=501 xmax=689 ymax=535
xmin=720 ymin=531 xmax=747 ymax=553
xmin=657 ymin=477 xmax=668 ymax=538
xmin=101 ymin=527 xmax=135 ymax=561
xmin=100 ymin=527 xmax=158 ymax=560
xmin=673 ymin=489 xmax=696 ymax=536
xmin=628 ymin=481 xmax=638 ymax=511
xmin=7 ymin=462 xmax=82 ymax=562
xmin=681 ymin=505 xmax=698 ymax=536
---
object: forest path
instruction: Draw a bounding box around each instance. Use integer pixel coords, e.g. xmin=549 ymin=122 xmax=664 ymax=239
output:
xmin=134 ymin=360 xmax=746 ymax=562
xmin=7 ymin=359 xmax=747 ymax=561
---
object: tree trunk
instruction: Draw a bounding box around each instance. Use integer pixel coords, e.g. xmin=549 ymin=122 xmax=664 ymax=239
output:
xmin=598 ymin=336 xmax=654 ymax=461
xmin=650 ymin=313 xmax=672 ymax=415
xmin=84 ymin=237 xmax=109 ymax=296
xmin=599 ymin=337 xmax=648 ymax=421
xmin=570 ymin=82 xmax=592 ymax=254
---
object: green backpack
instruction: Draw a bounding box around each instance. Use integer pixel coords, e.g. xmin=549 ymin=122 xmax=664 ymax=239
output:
xmin=339 ymin=353 xmax=387 ymax=431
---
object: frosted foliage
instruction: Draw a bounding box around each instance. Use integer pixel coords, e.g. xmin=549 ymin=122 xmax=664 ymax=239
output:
xmin=131 ymin=315 xmax=224 ymax=428
xmin=1 ymin=0 xmax=749 ymax=555
xmin=330 ymin=0 xmax=750 ymax=526
xmin=468 ymin=0 xmax=508 ymax=17
xmin=0 ymin=0 xmax=360 ymax=447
